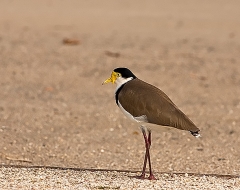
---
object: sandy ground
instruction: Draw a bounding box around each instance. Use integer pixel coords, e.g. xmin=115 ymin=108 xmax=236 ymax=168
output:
xmin=0 ymin=0 xmax=240 ymax=189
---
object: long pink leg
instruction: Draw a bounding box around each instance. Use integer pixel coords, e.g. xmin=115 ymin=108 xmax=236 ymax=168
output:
xmin=147 ymin=129 xmax=156 ymax=180
xmin=138 ymin=127 xmax=156 ymax=180
xmin=138 ymin=136 xmax=148 ymax=179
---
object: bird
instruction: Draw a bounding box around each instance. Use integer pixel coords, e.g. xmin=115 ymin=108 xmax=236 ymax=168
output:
xmin=103 ymin=67 xmax=200 ymax=180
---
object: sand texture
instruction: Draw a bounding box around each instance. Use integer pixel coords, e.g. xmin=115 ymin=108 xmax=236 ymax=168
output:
xmin=0 ymin=0 xmax=240 ymax=189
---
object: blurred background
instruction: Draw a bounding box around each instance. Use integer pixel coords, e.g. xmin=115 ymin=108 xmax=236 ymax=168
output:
xmin=0 ymin=0 xmax=240 ymax=175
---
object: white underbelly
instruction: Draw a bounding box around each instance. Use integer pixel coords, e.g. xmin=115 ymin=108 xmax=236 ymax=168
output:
xmin=118 ymin=101 xmax=148 ymax=123
xmin=118 ymin=101 xmax=173 ymax=132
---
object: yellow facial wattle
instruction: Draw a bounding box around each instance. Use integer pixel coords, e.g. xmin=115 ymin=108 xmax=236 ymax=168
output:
xmin=102 ymin=71 xmax=119 ymax=84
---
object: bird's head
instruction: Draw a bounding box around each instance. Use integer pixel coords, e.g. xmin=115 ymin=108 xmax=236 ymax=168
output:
xmin=103 ymin=68 xmax=137 ymax=86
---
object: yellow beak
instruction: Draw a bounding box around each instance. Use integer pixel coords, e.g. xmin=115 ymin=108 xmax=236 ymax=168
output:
xmin=102 ymin=71 xmax=118 ymax=85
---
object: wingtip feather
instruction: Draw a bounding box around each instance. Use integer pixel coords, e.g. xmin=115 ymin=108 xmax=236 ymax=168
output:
xmin=190 ymin=131 xmax=201 ymax=138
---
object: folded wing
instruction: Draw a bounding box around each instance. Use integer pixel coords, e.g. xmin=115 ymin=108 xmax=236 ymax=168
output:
xmin=118 ymin=79 xmax=200 ymax=133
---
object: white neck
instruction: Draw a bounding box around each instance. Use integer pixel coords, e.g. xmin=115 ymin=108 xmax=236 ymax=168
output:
xmin=115 ymin=77 xmax=133 ymax=92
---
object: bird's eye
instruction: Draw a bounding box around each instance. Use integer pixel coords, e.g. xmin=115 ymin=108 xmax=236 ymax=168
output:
xmin=117 ymin=73 xmax=121 ymax=77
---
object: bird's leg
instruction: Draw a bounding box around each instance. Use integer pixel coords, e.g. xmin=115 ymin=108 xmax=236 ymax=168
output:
xmin=138 ymin=127 xmax=148 ymax=179
xmin=138 ymin=127 xmax=156 ymax=180
xmin=147 ymin=129 xmax=156 ymax=180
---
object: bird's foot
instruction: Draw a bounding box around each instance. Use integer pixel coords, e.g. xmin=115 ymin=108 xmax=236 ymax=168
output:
xmin=148 ymin=174 xmax=157 ymax=180
xmin=136 ymin=173 xmax=157 ymax=180
xmin=136 ymin=173 xmax=146 ymax=179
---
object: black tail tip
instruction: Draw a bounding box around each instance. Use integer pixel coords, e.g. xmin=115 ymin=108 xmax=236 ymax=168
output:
xmin=190 ymin=131 xmax=200 ymax=138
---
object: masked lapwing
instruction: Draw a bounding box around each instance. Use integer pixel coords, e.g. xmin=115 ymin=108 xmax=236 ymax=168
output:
xmin=103 ymin=67 xmax=200 ymax=180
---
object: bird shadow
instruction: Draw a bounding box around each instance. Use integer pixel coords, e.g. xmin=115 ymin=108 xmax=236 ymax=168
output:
xmin=1 ymin=164 xmax=239 ymax=179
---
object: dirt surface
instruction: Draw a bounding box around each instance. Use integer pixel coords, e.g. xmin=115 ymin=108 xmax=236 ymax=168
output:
xmin=0 ymin=166 xmax=239 ymax=190
xmin=0 ymin=0 xmax=240 ymax=189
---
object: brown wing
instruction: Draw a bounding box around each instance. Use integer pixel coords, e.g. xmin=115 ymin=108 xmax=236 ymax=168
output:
xmin=118 ymin=79 xmax=199 ymax=132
